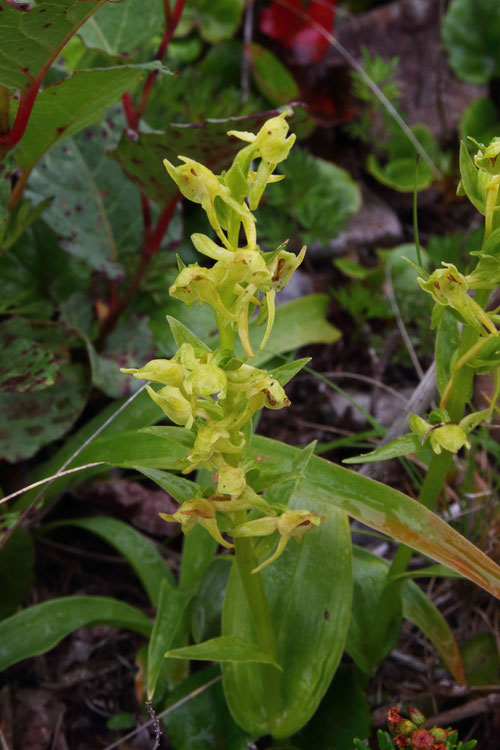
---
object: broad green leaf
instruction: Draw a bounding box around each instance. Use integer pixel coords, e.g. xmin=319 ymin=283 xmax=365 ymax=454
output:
xmin=0 ymin=595 xmax=151 ymax=672
xmin=162 ymin=666 xmax=250 ymax=750
xmin=0 ymin=222 xmax=90 ymax=319
xmin=347 ymin=546 xmax=402 ymax=674
xmin=0 ymin=528 xmax=34 ymax=620
xmin=367 ymin=125 xmax=440 ymax=192
xmin=16 ymin=64 xmax=170 ymax=168
xmin=176 ymin=0 xmax=245 ymax=43
xmin=251 ymin=435 xmax=500 ymax=600
xmin=0 ymin=318 xmax=89 ymax=462
xmin=79 ymin=0 xmax=164 ymax=57
xmin=247 ymin=43 xmax=299 ymax=106
xmin=166 ymin=635 xmax=282 ymax=669
xmin=435 ymin=307 xmax=461 ymax=397
xmin=47 ymin=427 xmax=500 ymax=601
xmin=135 ymin=465 xmax=200 ymax=504
xmin=222 ymin=495 xmax=352 ymax=738
xmin=82 ymin=429 xmax=190 ymax=469
xmin=460 ymin=632 xmax=500 ymax=685
xmin=442 ymin=0 xmax=500 ymax=83
xmin=296 ymin=665 xmax=371 ymax=750
xmin=401 ymin=576 xmax=466 ymax=684
xmin=0 ymin=336 xmax=59 ymax=393
xmin=42 ymin=516 xmax=174 ymax=605
xmin=264 ymin=440 xmax=315 ymax=507
xmin=347 ymin=546 xmax=465 ymax=684
xmin=0 ymin=0 xmax=107 ymax=91
xmin=191 ymin=557 xmax=231 ymax=643
xmin=139 ymin=426 xmax=195 ymax=448
xmin=26 ymin=120 xmax=143 ymax=278
xmin=180 ymin=523 xmax=218 ymax=592
xmin=334 ymin=257 xmax=374 ymax=280
xmin=256 ymin=147 xmax=361 ymax=247
xmin=147 ymin=579 xmax=193 ymax=700
xmin=343 ymin=433 xmax=421 ymax=464
xmin=109 ymin=106 xmax=309 ymax=206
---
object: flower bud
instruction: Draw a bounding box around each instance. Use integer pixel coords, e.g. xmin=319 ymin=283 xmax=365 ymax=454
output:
xmin=120 ymin=359 xmax=183 ymax=387
xmin=146 ymin=385 xmax=193 ymax=427
xmin=407 ymin=706 xmax=426 ymax=728
xmin=184 ymin=363 xmax=227 ymax=400
xmin=472 ymin=136 xmax=500 ymax=175
xmin=397 ymin=720 xmax=417 ymax=737
xmin=429 ymin=727 xmax=448 ymax=742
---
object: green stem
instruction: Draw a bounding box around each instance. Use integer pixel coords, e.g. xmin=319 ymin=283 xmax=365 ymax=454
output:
xmin=233 ymin=511 xmax=282 ymax=722
xmin=368 ymin=287 xmax=491 ymax=667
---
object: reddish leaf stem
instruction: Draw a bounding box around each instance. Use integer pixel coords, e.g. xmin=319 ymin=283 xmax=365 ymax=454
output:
xmin=105 ymin=0 xmax=186 ymax=338
xmin=1 ymin=78 xmax=41 ymax=150
xmin=98 ymin=197 xmax=179 ymax=341
xmin=133 ymin=0 xmax=186 ymax=125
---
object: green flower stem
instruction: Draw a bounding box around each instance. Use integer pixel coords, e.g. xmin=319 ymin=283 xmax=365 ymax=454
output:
xmin=233 ymin=510 xmax=282 ymax=722
xmin=369 ymin=287 xmax=491 ymax=667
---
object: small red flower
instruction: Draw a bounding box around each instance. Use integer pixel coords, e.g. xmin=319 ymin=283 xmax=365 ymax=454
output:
xmin=410 ymin=728 xmax=434 ymax=750
xmin=259 ymin=0 xmax=337 ymax=63
xmin=387 ymin=707 xmax=404 ymax=731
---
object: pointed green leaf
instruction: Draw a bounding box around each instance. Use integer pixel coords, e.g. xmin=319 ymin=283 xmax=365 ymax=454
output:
xmin=0 ymin=529 xmax=34 ymax=620
xmin=347 ymin=546 xmax=402 ymax=674
xmin=269 ymin=357 xmax=310 ymax=387
xmin=247 ymin=43 xmax=300 ymax=106
xmin=0 ymin=596 xmax=152 ymax=672
xmin=458 ymin=140 xmax=485 ymax=213
xmin=222 ymin=496 xmax=352 ymax=738
xmin=402 ymin=578 xmax=466 ymax=684
xmin=390 ymin=564 xmax=462 ymax=582
xmin=191 ymin=558 xmax=232 ymax=644
xmin=167 ymin=315 xmax=212 ymax=353
xmin=343 ymin=433 xmax=421 ymax=464
xmin=251 ymin=435 xmax=500 ymax=600
xmin=42 ymin=516 xmax=174 ymax=605
xmin=435 ymin=308 xmax=461 ymax=397
xmin=166 ymin=635 xmax=281 ymax=670
xmin=135 ymin=466 xmax=201 ymax=505
xmin=147 ymin=579 xmax=193 ymax=700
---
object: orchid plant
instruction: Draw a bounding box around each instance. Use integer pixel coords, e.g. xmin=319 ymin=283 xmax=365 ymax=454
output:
xmin=122 ymin=110 xmax=324 ymax=575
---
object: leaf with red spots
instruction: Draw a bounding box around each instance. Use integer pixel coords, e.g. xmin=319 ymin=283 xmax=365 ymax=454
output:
xmin=259 ymin=0 xmax=337 ymax=64
xmin=0 ymin=0 xmax=108 ymax=92
xmin=0 ymin=336 xmax=60 ymax=393
xmin=25 ymin=120 xmax=143 ymax=279
xmin=0 ymin=318 xmax=89 ymax=462
xmin=109 ymin=105 xmax=309 ymax=206
xmin=16 ymin=63 xmax=171 ymax=168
